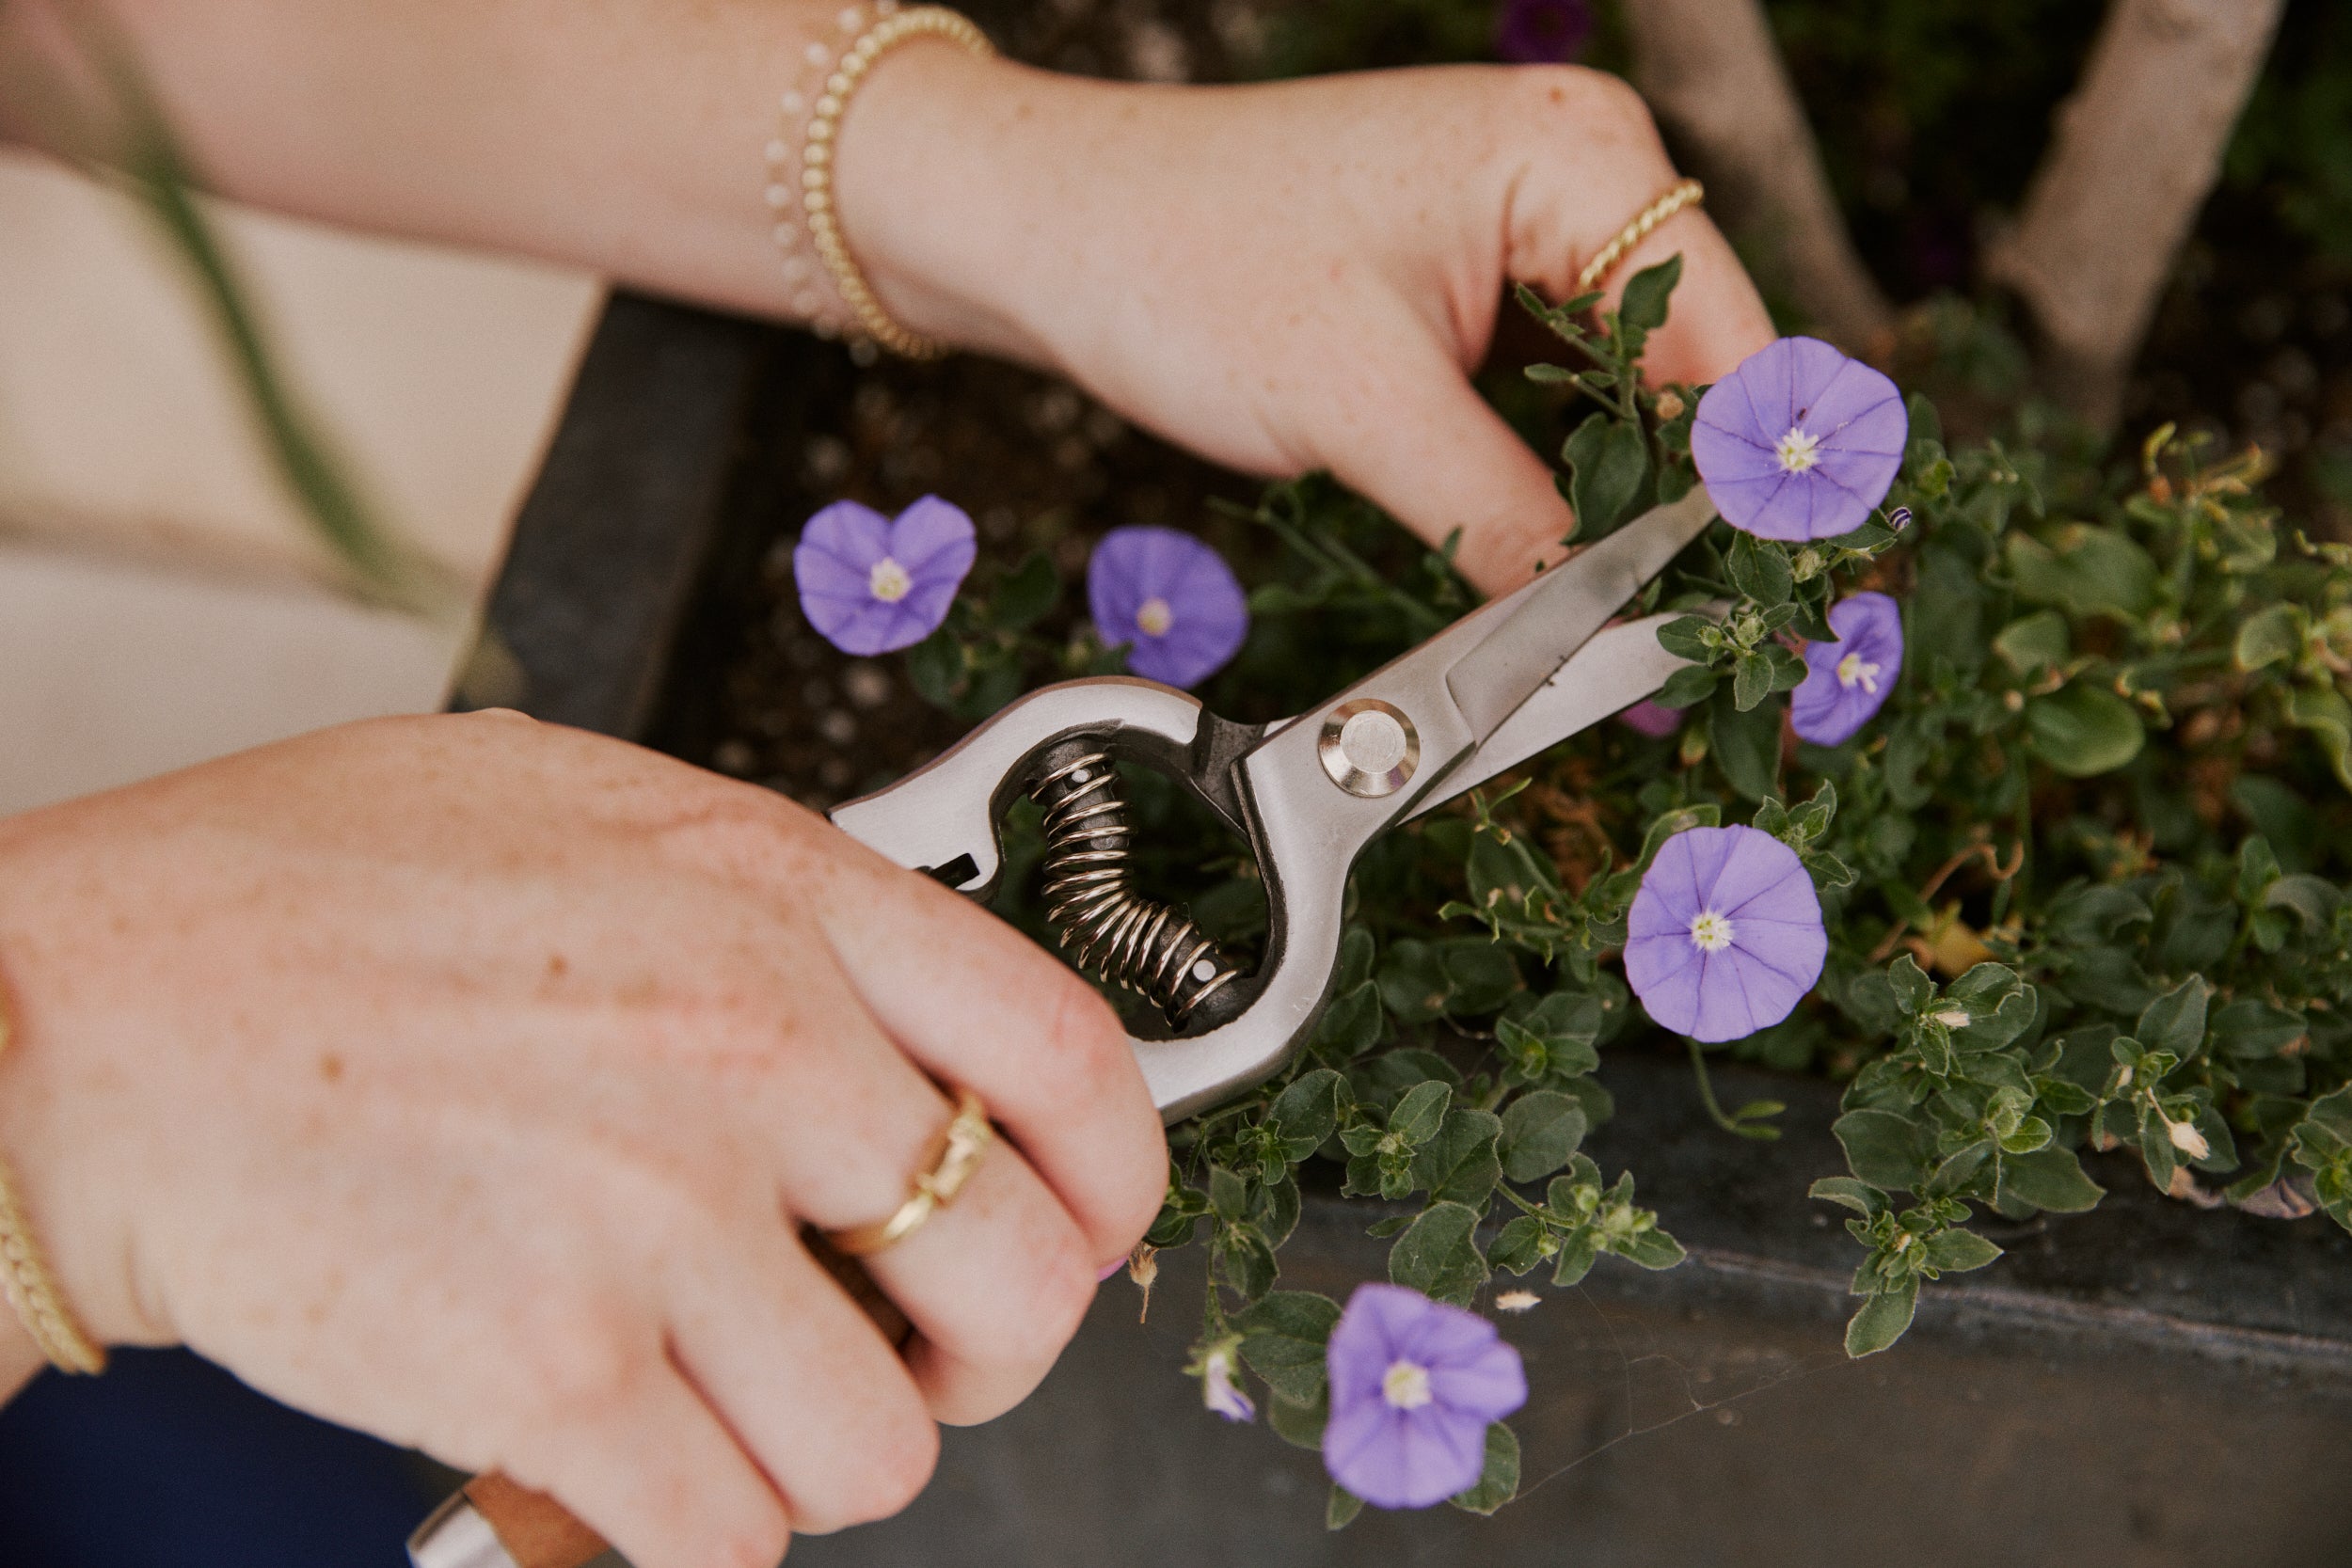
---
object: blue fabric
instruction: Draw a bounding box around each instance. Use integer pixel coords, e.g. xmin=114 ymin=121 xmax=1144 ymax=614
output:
xmin=0 ymin=1347 xmax=433 ymax=1568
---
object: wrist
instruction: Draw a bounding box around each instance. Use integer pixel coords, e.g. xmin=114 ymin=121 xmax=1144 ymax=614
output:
xmin=831 ymin=41 xmax=1083 ymax=366
xmin=0 ymin=828 xmax=153 ymax=1362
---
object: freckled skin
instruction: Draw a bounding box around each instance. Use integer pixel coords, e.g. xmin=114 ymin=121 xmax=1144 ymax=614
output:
xmin=0 ymin=712 xmax=1165 ymax=1568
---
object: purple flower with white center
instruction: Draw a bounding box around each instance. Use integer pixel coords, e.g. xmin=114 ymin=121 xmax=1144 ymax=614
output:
xmin=1616 ymin=698 xmax=1683 ymax=738
xmin=1087 ymin=526 xmax=1248 ymax=688
xmin=1691 ymin=337 xmax=1908 ymax=542
xmin=1495 ymin=0 xmax=1591 ymax=63
xmin=1792 ymin=591 xmax=1904 ymax=746
xmin=794 ymin=496 xmax=977 ymax=656
xmin=1322 ymin=1284 xmax=1526 ymax=1510
xmin=1624 ymin=825 xmax=1826 ymax=1043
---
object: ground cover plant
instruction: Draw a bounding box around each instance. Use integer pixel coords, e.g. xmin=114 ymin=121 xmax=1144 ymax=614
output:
xmin=799 ymin=259 xmax=2352 ymax=1518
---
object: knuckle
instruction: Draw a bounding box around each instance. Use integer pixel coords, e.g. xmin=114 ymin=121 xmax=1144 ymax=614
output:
xmin=514 ymin=1305 xmax=656 ymax=1427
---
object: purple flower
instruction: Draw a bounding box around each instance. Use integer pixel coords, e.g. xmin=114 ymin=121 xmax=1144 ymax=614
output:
xmin=1792 ymin=592 xmax=1903 ymax=746
xmin=1624 ymin=825 xmax=1826 ymax=1043
xmin=1196 ymin=1338 xmax=1255 ymax=1423
xmin=1322 ymin=1284 xmax=1526 ymax=1510
xmin=794 ymin=496 xmax=977 ymax=656
xmin=1087 ymin=526 xmax=1248 ymax=688
xmin=1617 ymin=698 xmax=1683 ymax=737
xmin=1691 ymin=338 xmax=1907 ymax=542
xmin=1495 ymin=0 xmax=1591 ymax=63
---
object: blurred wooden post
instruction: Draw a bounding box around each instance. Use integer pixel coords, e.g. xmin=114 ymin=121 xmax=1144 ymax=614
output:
xmin=1620 ymin=0 xmax=1895 ymax=356
xmin=1985 ymin=0 xmax=2288 ymax=427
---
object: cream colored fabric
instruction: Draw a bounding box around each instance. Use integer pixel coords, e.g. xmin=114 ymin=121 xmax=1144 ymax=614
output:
xmin=0 ymin=148 xmax=602 ymax=589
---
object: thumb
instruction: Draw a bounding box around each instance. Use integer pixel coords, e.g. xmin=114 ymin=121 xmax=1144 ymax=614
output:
xmin=1313 ymin=333 xmax=1575 ymax=596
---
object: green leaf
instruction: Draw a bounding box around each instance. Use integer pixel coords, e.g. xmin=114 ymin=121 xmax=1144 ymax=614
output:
xmin=1327 ymin=1484 xmax=1365 ymax=1530
xmin=1267 ymin=1390 xmax=1327 ymax=1451
xmin=1499 ymin=1091 xmax=1589 ymax=1182
xmin=1808 ymin=1176 xmax=1890 ymax=1218
xmin=2285 ymin=683 xmax=2352 ymax=793
xmin=1376 ymin=940 xmax=1453 ymax=1024
xmin=904 ymin=627 xmax=965 ymax=708
xmin=1654 ymin=663 xmax=1720 ymax=709
xmin=2135 ymin=977 xmax=2211 ymax=1059
xmin=1390 ymin=1081 xmax=1454 ymax=1145
xmin=1616 ymin=252 xmax=1683 ymax=337
xmin=1835 ymin=1109 xmax=1932 ymax=1192
xmin=1448 ymin=1422 xmax=1522 ymax=1515
xmin=2004 ymin=525 xmax=2160 ymax=619
xmin=1922 ymin=1227 xmax=2002 ymax=1273
xmin=1315 ymin=981 xmax=1385 ymax=1060
xmin=1619 ymin=1228 xmax=1688 ymax=1270
xmin=1886 ymin=955 xmax=1935 ymax=1015
xmin=1488 ymin=1213 xmax=1549 ymax=1275
xmin=1208 ymin=1165 xmax=1247 ymax=1225
xmin=1414 ymin=1109 xmax=1505 ymax=1205
xmin=2025 ymin=684 xmax=2146 ymax=777
xmin=1565 ymin=413 xmax=1651 ymax=543
xmin=1237 ymin=1291 xmax=1343 ymax=1406
xmin=1997 ymin=1145 xmax=2106 ymax=1213
xmin=1268 ymin=1069 xmax=1343 ymax=1160
xmin=1708 ymin=685 xmax=1781 ymax=800
xmin=1845 ymin=1279 xmax=1920 ymax=1357
xmin=1388 ymin=1202 xmax=1491 ymax=1305
xmin=1727 ymin=531 xmax=1795 ymax=607
xmin=1656 ymin=614 xmax=1718 ymax=662
xmin=987 ymin=550 xmax=1058 ymax=631
xmin=1992 ymin=610 xmax=2071 ymax=675
xmin=2233 ymin=603 xmax=2304 ymax=672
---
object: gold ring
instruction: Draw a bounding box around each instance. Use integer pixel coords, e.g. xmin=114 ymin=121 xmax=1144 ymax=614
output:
xmin=826 ymin=1088 xmax=993 ymax=1257
xmin=1577 ymin=177 xmax=1705 ymax=294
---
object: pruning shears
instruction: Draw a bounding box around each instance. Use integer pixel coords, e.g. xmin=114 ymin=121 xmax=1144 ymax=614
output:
xmin=408 ymin=483 xmax=1719 ymax=1568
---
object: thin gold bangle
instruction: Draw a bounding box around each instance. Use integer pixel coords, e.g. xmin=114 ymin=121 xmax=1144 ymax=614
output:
xmin=1577 ymin=177 xmax=1706 ymax=294
xmin=801 ymin=6 xmax=996 ymax=360
xmin=0 ymin=995 xmax=105 ymax=1375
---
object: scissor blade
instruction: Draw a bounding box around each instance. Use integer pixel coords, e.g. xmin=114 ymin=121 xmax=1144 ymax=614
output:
xmin=1406 ymin=610 xmax=1695 ymax=821
xmin=1442 ymin=484 xmax=1717 ymax=744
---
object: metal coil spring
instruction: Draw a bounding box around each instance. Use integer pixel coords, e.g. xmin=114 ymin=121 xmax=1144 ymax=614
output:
xmin=1031 ymin=749 xmax=1242 ymax=1024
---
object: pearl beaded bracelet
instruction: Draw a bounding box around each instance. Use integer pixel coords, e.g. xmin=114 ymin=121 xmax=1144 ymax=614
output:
xmin=766 ymin=4 xmax=995 ymax=359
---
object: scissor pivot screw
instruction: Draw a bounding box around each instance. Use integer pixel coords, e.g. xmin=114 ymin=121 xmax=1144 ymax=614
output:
xmin=1319 ymin=699 xmax=1419 ymax=798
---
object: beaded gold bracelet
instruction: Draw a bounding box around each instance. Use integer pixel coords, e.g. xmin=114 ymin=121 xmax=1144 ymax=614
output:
xmin=0 ymin=997 xmax=105 ymax=1375
xmin=798 ymin=5 xmax=996 ymax=360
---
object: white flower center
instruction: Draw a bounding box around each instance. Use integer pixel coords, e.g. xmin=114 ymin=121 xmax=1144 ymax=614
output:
xmin=867 ymin=557 xmax=913 ymax=603
xmin=1381 ymin=1359 xmax=1434 ymax=1410
xmin=1775 ymin=426 xmax=1822 ymax=474
xmin=1136 ymin=595 xmax=1175 ymax=637
xmin=1688 ymin=910 xmax=1735 ymax=953
xmin=1836 ymin=651 xmax=1883 ymax=693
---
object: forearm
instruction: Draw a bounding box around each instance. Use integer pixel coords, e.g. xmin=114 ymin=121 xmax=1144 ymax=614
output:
xmin=0 ymin=0 xmax=998 ymax=328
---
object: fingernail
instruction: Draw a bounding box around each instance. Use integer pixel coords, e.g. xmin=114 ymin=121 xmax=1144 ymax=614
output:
xmin=1097 ymin=1258 xmax=1128 ymax=1282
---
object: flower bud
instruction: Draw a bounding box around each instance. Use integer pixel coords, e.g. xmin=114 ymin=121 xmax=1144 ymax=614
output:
xmin=2168 ymin=1117 xmax=2211 ymax=1160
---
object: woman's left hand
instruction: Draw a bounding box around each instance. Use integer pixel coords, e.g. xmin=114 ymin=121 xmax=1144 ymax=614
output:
xmin=845 ymin=54 xmax=1776 ymax=593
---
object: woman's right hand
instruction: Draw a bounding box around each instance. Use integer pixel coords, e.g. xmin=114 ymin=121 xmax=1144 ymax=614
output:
xmin=0 ymin=709 xmax=1165 ymax=1568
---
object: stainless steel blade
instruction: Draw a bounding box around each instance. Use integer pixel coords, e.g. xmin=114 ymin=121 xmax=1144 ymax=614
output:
xmin=1442 ymin=484 xmax=1717 ymax=743
xmin=1405 ymin=610 xmax=1698 ymax=821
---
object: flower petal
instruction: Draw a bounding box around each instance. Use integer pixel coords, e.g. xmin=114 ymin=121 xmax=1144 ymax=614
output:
xmin=1088 ymin=525 xmax=1248 ymax=687
xmin=1627 ymin=826 xmax=1826 ymax=1041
